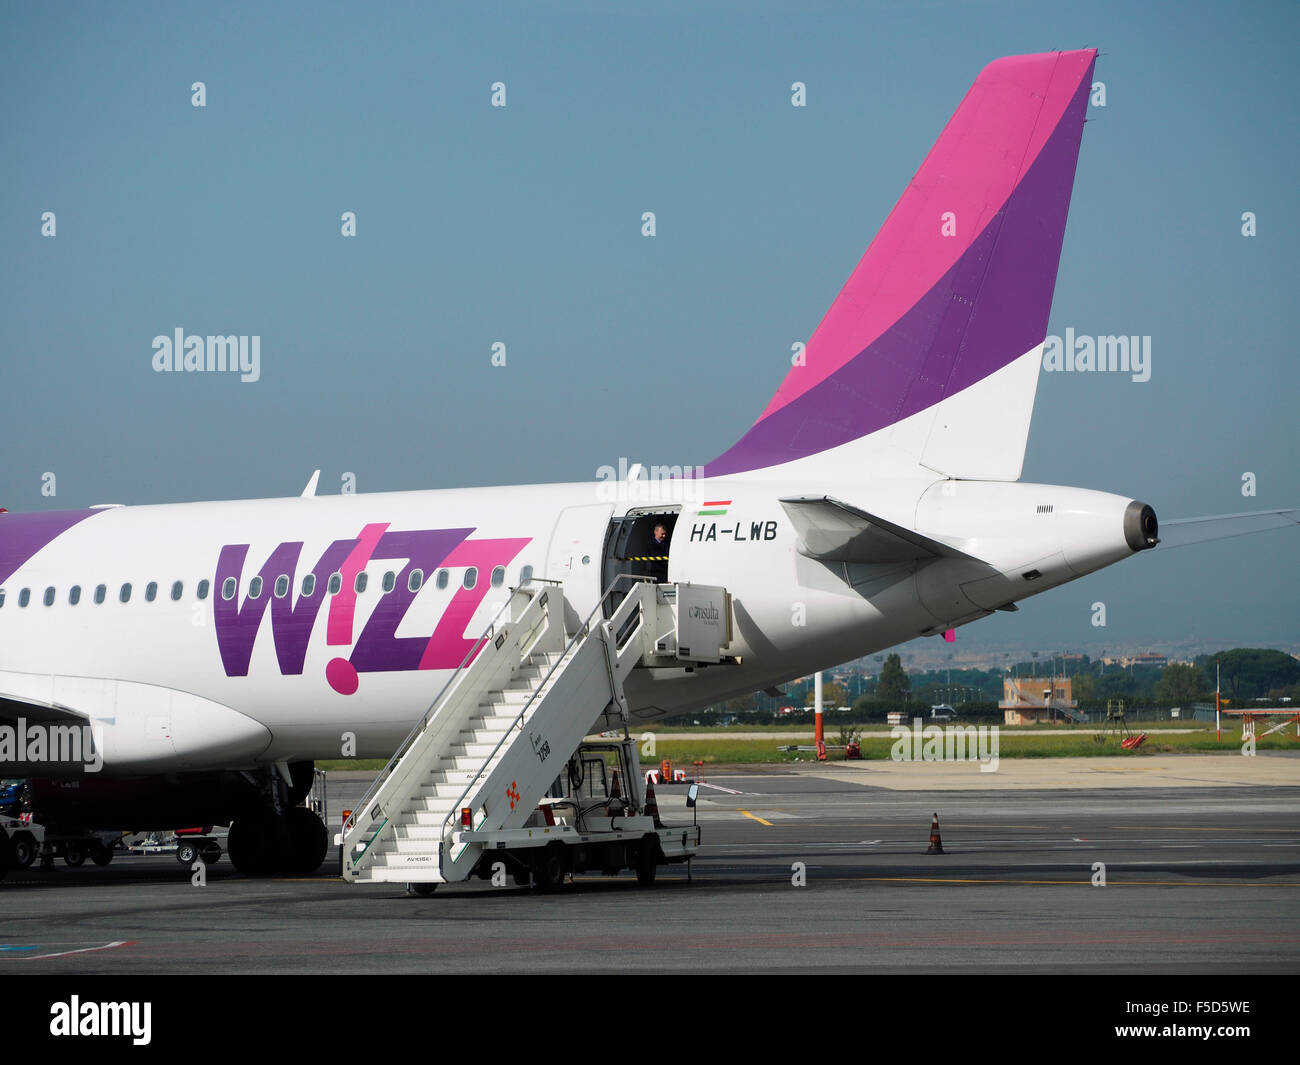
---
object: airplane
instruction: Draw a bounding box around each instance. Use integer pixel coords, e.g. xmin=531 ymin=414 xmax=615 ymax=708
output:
xmin=2 ymin=48 xmax=1296 ymax=879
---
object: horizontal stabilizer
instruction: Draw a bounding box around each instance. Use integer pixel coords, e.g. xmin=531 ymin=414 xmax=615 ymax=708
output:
xmin=779 ymin=496 xmax=975 ymax=564
xmin=1158 ymin=508 xmax=1300 ymax=549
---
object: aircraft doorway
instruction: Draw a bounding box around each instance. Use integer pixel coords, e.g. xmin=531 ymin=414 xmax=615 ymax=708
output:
xmin=601 ymin=507 xmax=680 ymax=616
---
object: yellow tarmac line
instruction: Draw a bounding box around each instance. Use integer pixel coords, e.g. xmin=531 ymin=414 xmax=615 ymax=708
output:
xmin=739 ymin=809 xmax=773 ymax=826
xmin=840 ymin=876 xmax=1300 ymax=887
xmin=1106 ymin=825 xmax=1298 ymax=833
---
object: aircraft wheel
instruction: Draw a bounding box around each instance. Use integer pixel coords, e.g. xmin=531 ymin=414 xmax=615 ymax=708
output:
xmin=227 ymin=812 xmax=289 ymax=877
xmin=285 ymin=807 xmax=328 ymax=874
xmin=201 ymin=845 xmax=222 ymax=866
xmin=406 ymin=882 xmax=438 ymax=897
xmin=176 ymin=841 xmax=201 ymax=866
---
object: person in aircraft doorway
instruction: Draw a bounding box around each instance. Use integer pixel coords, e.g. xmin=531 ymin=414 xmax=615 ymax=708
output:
xmin=646 ymin=522 xmax=670 ymax=583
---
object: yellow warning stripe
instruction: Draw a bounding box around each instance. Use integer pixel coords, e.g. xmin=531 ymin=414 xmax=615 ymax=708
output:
xmin=739 ymin=809 xmax=773 ymax=826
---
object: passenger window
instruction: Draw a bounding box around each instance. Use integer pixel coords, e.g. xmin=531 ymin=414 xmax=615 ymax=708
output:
xmin=382 ymin=571 xmax=396 ymax=593
xmin=408 ymin=569 xmax=423 ymax=592
xmin=197 ymin=579 xmax=210 ymax=600
xmin=95 ymin=584 xmax=107 ymax=605
xmin=354 ymin=572 xmax=368 ymax=594
xmin=463 ymin=567 xmax=477 ymax=590
xmin=119 ymin=583 xmax=132 ymax=603
xmin=490 ymin=566 xmax=505 ymax=588
xmin=145 ymin=581 xmax=158 ymax=602
xmin=171 ymin=581 xmax=183 ymax=601
xmin=248 ymin=576 xmax=263 ymax=599
xmin=435 ymin=569 xmax=449 ymax=590
xmin=520 ymin=565 xmax=534 ymax=585
xmin=222 ymin=578 xmax=237 ymax=601
xmin=328 ymin=572 xmax=342 ymax=595
xmin=274 ymin=575 xmax=290 ymax=598
xmin=69 ymin=585 xmax=81 ymax=606
xmin=302 ymin=574 xmax=316 ymax=597
xmin=43 ymin=586 xmax=55 ymax=606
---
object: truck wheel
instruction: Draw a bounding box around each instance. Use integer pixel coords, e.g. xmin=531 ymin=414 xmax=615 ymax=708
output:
xmin=635 ymin=838 xmax=659 ymax=886
xmin=201 ymin=846 xmax=222 ymax=866
xmin=91 ymin=844 xmax=113 ymax=866
xmin=533 ymin=843 xmax=567 ymax=893
xmin=64 ymin=844 xmax=87 ymax=868
xmin=407 ymin=883 xmax=438 ymax=897
xmin=176 ymin=841 xmax=200 ymax=866
xmin=12 ymin=833 xmax=37 ymax=868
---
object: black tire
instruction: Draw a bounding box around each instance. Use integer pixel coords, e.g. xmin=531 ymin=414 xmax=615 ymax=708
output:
xmin=227 ymin=812 xmax=290 ymax=877
xmin=533 ymin=843 xmax=567 ymax=894
xmin=635 ymin=837 xmax=660 ymax=886
xmin=406 ymin=882 xmax=438 ymax=897
xmin=64 ymin=844 xmax=87 ymax=868
xmin=91 ymin=844 xmax=113 ymax=867
xmin=12 ymin=832 xmax=37 ymax=869
xmin=0 ymin=831 xmax=13 ymax=881
xmin=176 ymin=841 xmax=200 ymax=866
xmin=201 ymin=846 xmax=222 ymax=866
xmin=285 ymin=807 xmax=328 ymax=874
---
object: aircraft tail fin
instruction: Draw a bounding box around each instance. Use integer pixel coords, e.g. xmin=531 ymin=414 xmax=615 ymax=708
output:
xmin=706 ymin=49 xmax=1098 ymax=481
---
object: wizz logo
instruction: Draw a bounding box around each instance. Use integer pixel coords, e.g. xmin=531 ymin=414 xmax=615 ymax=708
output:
xmin=213 ymin=523 xmax=529 ymax=694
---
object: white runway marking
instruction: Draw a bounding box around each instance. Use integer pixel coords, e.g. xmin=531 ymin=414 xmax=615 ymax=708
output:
xmin=25 ymin=940 xmax=132 ymax=960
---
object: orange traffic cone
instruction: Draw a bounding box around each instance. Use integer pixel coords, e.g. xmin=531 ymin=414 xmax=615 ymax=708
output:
xmin=926 ymin=812 xmax=944 ymax=854
xmin=644 ymin=781 xmax=663 ymax=828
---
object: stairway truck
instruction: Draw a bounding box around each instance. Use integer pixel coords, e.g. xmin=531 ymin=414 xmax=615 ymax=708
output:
xmin=342 ymin=580 xmax=715 ymax=889
xmin=456 ymin=739 xmax=701 ymax=891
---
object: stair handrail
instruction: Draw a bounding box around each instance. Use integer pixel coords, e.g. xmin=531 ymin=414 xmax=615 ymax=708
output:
xmin=345 ymin=577 xmax=562 ymax=839
xmin=438 ymin=573 xmax=657 ymax=848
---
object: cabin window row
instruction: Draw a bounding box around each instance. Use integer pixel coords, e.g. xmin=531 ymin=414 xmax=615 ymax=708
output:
xmin=0 ymin=565 xmax=532 ymax=609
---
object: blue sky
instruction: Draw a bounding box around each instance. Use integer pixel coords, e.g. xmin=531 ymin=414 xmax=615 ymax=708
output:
xmin=1 ymin=1 xmax=1296 ymax=654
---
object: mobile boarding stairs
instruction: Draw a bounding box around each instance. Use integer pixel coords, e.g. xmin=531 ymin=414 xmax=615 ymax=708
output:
xmin=340 ymin=577 xmax=729 ymax=887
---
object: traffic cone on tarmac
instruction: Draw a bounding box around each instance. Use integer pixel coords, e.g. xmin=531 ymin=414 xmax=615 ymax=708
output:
xmin=926 ymin=812 xmax=944 ymax=854
xmin=644 ymin=781 xmax=664 ymax=828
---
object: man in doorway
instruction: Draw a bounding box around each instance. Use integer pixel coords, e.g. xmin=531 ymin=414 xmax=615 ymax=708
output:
xmin=647 ymin=521 xmax=670 ymax=583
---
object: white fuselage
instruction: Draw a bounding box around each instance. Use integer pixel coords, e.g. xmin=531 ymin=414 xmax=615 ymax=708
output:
xmin=0 ymin=471 xmax=1144 ymax=774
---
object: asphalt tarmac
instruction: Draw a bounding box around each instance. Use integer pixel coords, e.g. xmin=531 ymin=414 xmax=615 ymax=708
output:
xmin=2 ymin=756 xmax=1297 ymax=974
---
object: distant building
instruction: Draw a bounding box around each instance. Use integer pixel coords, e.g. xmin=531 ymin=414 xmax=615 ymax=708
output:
xmin=1000 ymin=677 xmax=1078 ymax=725
xmin=1100 ymin=652 xmax=1168 ymax=669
